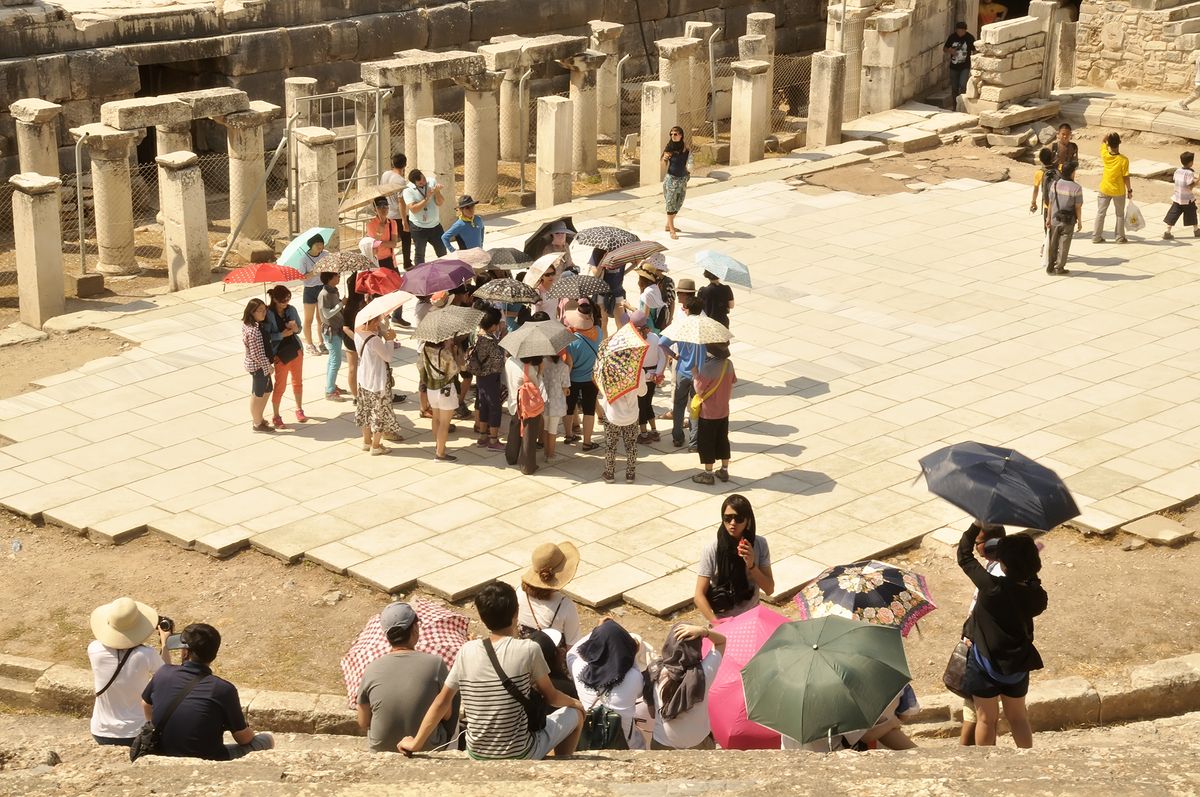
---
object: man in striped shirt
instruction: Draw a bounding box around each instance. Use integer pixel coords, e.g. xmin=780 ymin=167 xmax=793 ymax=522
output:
xmin=400 ymin=582 xmax=584 ymax=759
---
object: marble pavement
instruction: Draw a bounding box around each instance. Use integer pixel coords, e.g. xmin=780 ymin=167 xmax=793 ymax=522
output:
xmin=3 ymin=173 xmax=1200 ymax=616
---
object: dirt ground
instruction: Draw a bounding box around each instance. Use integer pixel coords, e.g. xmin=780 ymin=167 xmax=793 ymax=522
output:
xmin=0 ymin=330 xmax=132 ymax=399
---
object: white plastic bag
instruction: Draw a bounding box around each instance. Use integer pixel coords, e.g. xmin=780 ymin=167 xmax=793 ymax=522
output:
xmin=1124 ymin=200 xmax=1145 ymax=232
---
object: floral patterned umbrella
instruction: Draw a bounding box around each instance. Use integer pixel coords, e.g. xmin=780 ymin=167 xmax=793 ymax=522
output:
xmin=474 ymin=278 xmax=540 ymax=304
xmin=593 ymin=322 xmax=648 ymax=402
xmin=322 ymin=250 xmax=377 ymax=274
xmin=793 ymin=560 xmax=936 ymax=638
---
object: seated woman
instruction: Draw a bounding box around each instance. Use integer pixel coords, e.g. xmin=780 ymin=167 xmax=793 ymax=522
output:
xmin=693 ymin=494 xmax=774 ymax=622
xmin=566 ymin=619 xmax=647 ymax=750
xmin=517 ymin=542 xmax=582 ymax=646
xmin=781 ymin=688 xmax=917 ymax=752
xmin=530 ymin=629 xmax=577 ymax=707
xmin=649 ymin=623 xmax=725 ymax=750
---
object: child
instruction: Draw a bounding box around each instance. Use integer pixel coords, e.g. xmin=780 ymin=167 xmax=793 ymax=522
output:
xmin=597 ymin=354 xmax=648 ymax=484
xmin=465 ymin=306 xmax=507 ymax=451
xmin=1163 ymin=151 xmax=1199 ymax=240
xmin=627 ymin=310 xmax=665 ymax=444
xmin=441 ymin=195 xmax=485 ymax=252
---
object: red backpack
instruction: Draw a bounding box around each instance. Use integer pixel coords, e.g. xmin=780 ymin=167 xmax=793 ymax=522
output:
xmin=518 ymin=364 xmax=544 ymax=428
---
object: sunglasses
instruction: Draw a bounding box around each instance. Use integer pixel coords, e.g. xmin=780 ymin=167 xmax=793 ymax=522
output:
xmin=722 ymin=513 xmax=745 ymax=524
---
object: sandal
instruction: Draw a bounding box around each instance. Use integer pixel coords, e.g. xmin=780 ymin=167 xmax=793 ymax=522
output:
xmin=435 ymin=453 xmax=458 ymax=462
xmin=692 ymin=472 xmax=715 ymax=485
xmin=295 ymin=409 xmax=308 ymax=423
xmin=581 ymin=442 xmax=600 ymax=452
xmin=370 ymin=445 xmax=389 ymax=456
xmin=252 ymin=421 xmax=274 ymax=433
xmin=563 ymin=434 xmax=581 ymax=445
xmin=636 ymin=432 xmax=654 ymax=444
xmin=716 ymin=467 xmax=729 ymax=483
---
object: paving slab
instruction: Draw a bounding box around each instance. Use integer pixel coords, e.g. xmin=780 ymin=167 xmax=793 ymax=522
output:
xmin=1121 ymin=514 xmax=1195 ymax=546
xmin=623 ymin=569 xmax=696 ymax=616
xmin=250 ymin=515 xmax=364 ymax=563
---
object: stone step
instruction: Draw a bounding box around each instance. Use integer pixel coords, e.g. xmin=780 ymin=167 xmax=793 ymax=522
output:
xmin=0 ymin=653 xmax=53 ymax=681
xmin=1165 ymin=0 xmax=1200 ymax=19
xmin=1132 ymin=0 xmax=1192 ymax=10
xmin=1121 ymin=514 xmax=1195 ymax=546
xmin=1164 ymin=16 xmax=1200 ymax=35
xmin=0 ymin=675 xmax=36 ymax=709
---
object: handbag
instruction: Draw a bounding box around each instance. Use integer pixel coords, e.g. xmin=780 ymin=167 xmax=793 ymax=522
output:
xmin=504 ymin=414 xmax=522 ymax=466
xmin=942 ymin=640 xmax=971 ymax=699
xmin=482 ymin=638 xmax=547 ymax=734
xmin=704 ymin=582 xmax=739 ymax=615
xmin=576 ymin=693 xmax=629 ymax=752
xmin=689 ymin=361 xmax=728 ymax=422
xmin=129 ymin=673 xmax=208 ymax=762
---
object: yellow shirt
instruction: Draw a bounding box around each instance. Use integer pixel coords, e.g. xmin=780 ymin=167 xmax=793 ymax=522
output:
xmin=1099 ymin=143 xmax=1129 ymax=197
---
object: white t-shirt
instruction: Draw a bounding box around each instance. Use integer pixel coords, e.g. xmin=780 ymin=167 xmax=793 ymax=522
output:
xmin=651 ymin=650 xmax=722 ymax=749
xmin=380 ymin=170 xmax=409 ymax=220
xmin=88 ymin=641 xmax=163 ymax=738
xmin=517 ymin=591 xmax=581 ymax=646
xmin=355 ymin=330 xmax=391 ymax=393
xmin=298 ymin=249 xmax=327 ymax=288
xmin=642 ymin=330 xmax=664 ymax=373
xmin=566 ymin=634 xmax=647 ymax=750
xmin=599 ymin=366 xmax=647 ymax=427
xmin=1172 ymin=167 xmax=1196 ymax=205
xmin=541 ymin=358 xmax=571 ymax=419
xmin=505 ymin=358 xmax=543 ymax=415
xmin=640 ymin=284 xmax=665 ymax=311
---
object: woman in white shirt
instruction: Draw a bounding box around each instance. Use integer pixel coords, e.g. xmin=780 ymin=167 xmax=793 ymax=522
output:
xmin=518 ymin=541 xmax=582 ymax=646
xmin=650 ymin=623 xmax=725 ymax=750
xmin=567 ymin=619 xmax=648 ymax=749
xmin=88 ymin=597 xmax=171 ymax=746
xmin=354 ymin=314 xmax=402 ymax=455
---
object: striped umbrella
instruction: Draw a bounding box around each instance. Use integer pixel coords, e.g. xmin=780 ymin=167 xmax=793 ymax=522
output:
xmin=598 ymin=240 xmax=667 ymax=270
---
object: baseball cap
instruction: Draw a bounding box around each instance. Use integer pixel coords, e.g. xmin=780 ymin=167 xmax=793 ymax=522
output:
xmin=380 ymin=602 xmax=417 ymax=634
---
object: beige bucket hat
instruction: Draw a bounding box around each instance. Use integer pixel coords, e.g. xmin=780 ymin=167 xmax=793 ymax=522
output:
xmin=90 ymin=597 xmax=157 ymax=650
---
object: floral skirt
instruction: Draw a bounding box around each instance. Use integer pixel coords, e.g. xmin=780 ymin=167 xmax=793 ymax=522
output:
xmin=663 ymin=173 xmax=689 ymax=215
xmin=354 ymin=388 xmax=401 ymax=435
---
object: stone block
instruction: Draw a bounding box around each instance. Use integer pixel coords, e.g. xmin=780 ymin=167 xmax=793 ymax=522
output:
xmin=869 ymin=126 xmax=941 ymax=152
xmin=1151 ymin=110 xmax=1200 ymax=140
xmin=908 ymin=691 xmax=955 ymax=724
xmin=567 ymin=562 xmax=654 ymax=607
xmin=913 ymin=111 xmax=979 ymax=134
xmin=362 ymin=51 xmax=486 ymax=88
xmin=424 ymin=2 xmax=472 ymax=49
xmin=991 ymin=63 xmax=1044 ymax=88
xmin=314 ymin=693 xmax=362 ymax=735
xmin=220 ymin=29 xmax=292 ymax=76
xmin=421 ymin=553 xmax=510 ymax=601
xmin=100 ymin=97 xmax=191 ymax=131
xmin=1101 ymin=653 xmax=1200 ymax=723
xmin=8 ymin=98 xmax=61 ymax=124
xmin=1026 ymin=676 xmax=1100 ymax=731
xmin=981 ymin=17 xmax=1043 ymax=45
xmin=32 ymin=664 xmax=93 ymax=717
xmin=973 ymin=55 xmax=1012 ymax=72
xmin=1127 ymin=159 xmax=1176 ymax=179
xmin=603 ymin=0 xmax=669 ymax=24
xmin=1100 ymin=106 xmax=1160 ymax=132
xmin=66 ymin=49 xmax=140 ymax=102
xmin=251 ymin=514 xmax=361 ymax=563
xmin=355 ymin=11 xmax=429 ymax=58
xmin=194 ymin=526 xmax=253 ymax=558
xmin=471 ymin=0 xmax=593 ymax=42
xmin=987 ymin=131 xmax=1027 ymax=147
xmin=246 ymin=690 xmax=318 ymax=733
xmin=978 ymin=78 xmax=1042 ymax=103
xmin=35 ymin=55 xmax=71 ymax=104
xmin=1121 ymin=514 xmax=1195 ymax=546
xmin=149 ymin=512 xmax=223 ymax=549
xmin=0 ymin=59 xmax=41 ymax=108
xmin=1012 ymin=46 xmax=1046 ymax=69
xmin=0 ymin=653 xmax=53 ymax=680
xmin=623 ymin=569 xmax=695 ymax=616
xmin=977 ymin=100 xmax=1059 ymax=128
xmin=977 ymin=38 xmax=1034 ymax=58
xmin=168 ymin=87 xmax=250 ymax=120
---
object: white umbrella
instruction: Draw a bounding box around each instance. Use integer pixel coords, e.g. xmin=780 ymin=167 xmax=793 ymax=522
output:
xmin=660 ymin=314 xmax=732 ymax=344
xmin=358 ymin=290 xmax=415 ymax=324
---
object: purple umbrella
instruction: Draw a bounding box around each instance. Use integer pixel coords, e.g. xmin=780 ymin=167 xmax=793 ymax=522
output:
xmin=402 ymin=259 xmax=474 ymax=296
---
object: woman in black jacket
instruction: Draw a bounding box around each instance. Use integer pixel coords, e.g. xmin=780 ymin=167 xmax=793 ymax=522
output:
xmin=958 ymin=525 xmax=1047 ymax=748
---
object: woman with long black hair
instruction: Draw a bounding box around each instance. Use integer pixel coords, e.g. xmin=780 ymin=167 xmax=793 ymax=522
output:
xmin=693 ymin=494 xmax=774 ymax=622
xmin=661 ymin=125 xmax=692 ymax=240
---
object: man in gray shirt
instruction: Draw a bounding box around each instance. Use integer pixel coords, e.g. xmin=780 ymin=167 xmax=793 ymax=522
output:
xmin=357 ymin=603 xmax=457 ymax=753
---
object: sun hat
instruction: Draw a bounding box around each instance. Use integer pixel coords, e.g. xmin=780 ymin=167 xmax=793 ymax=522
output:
xmin=633 ymin=265 xmax=661 ymax=282
xmin=630 ymin=632 xmax=657 ymax=672
xmin=546 ymin=219 xmax=573 ymax=236
xmin=628 ymin=309 xmax=649 ymax=327
xmin=564 ymin=300 xmax=594 ymax=330
xmin=522 ymin=541 xmax=580 ymax=590
xmin=457 ymin=194 xmax=478 ymax=209
xmin=90 ymin=597 xmax=158 ymax=650
xmin=676 ymin=277 xmax=697 ymax=294
xmin=380 ymin=602 xmax=418 ymax=634
xmin=542 ymin=628 xmax=565 ymax=649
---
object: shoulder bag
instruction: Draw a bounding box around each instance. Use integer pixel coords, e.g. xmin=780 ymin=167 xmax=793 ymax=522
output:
xmin=130 ymin=672 xmax=208 ymax=762
xmin=95 ymin=647 xmax=135 ymax=698
xmin=481 ymin=638 xmax=547 ymax=734
xmin=689 ymin=361 xmax=728 ymax=421
xmin=576 ymin=692 xmax=629 ymax=752
xmin=942 ymin=640 xmax=971 ymax=699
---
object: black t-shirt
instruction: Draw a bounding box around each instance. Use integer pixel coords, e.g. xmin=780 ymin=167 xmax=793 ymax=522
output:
xmin=698 ymin=282 xmax=734 ymax=328
xmin=945 ymin=32 xmax=975 ymax=70
xmin=142 ymin=661 xmax=247 ymax=761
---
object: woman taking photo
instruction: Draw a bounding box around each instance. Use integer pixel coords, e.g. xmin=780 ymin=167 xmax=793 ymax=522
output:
xmin=241 ymin=298 xmax=274 ymax=433
xmin=957 ymin=525 xmax=1047 ymax=748
xmin=661 ymin=125 xmax=692 ymax=240
xmin=264 ymin=284 xmax=307 ymax=429
xmin=694 ymin=494 xmax=773 ymax=622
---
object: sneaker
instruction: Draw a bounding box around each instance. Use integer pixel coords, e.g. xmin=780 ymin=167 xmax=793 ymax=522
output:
xmin=602 ymin=471 xmax=615 ymax=483
xmin=272 ymin=415 xmax=286 ymax=430
xmin=1091 ymin=236 xmax=1104 ymax=244
xmin=326 ymin=391 xmax=345 ymax=402
xmin=370 ymin=445 xmax=388 ymax=456
xmin=673 ymin=437 xmax=685 ymax=448
xmin=453 ymin=407 xmax=472 ymax=421
xmin=394 ymin=317 xmax=412 ymax=328
xmin=1164 ymin=231 xmax=1175 ymax=240
xmin=392 ymin=394 xmax=408 ymax=403
xmin=1055 ymin=268 xmax=1070 ymax=275
xmin=476 ymin=437 xmax=489 ymax=448
xmin=1045 ymin=267 xmax=1055 ymax=275
xmin=295 ymin=409 xmax=309 ymax=423
xmin=1194 ymin=228 xmax=1200 ymax=238
xmin=625 ymin=472 xmax=636 ymax=483
xmin=688 ymin=444 xmax=699 ymax=453
xmin=692 ymin=471 xmax=715 ymax=485
xmin=637 ymin=432 xmax=654 ymax=444
xmin=716 ymin=467 xmax=729 ymax=483
xmin=252 ymin=421 xmax=274 ymax=433
xmin=317 ymin=342 xmax=329 ymax=355
xmin=1116 ymin=237 xmax=1128 ymax=244
xmin=487 ymin=440 xmax=506 ymax=452
xmin=435 ymin=453 xmax=458 ymax=462
xmin=305 ymin=343 xmax=320 ymax=356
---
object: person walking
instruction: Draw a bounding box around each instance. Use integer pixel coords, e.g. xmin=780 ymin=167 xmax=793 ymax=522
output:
xmin=404 ymin=169 xmax=447 ymax=265
xmin=441 ymin=195 xmax=485 ymax=252
xmin=88 ymin=597 xmax=172 ymax=747
xmin=318 ymin=272 xmax=347 ymax=401
xmin=295 ymin=233 xmax=328 ymax=355
xmin=660 ymin=288 xmax=704 ymax=450
xmin=241 ymin=298 xmax=275 ymax=433
xmin=1163 ymin=151 xmax=1199 ymax=239
xmin=693 ymin=495 xmax=774 ymax=622
xmin=1177 ymin=49 xmax=1200 ymax=110
xmin=1045 ymin=161 xmax=1083 ymax=275
xmin=944 ymin=22 xmax=975 ymax=108
xmin=564 ymin=302 xmax=604 ymax=451
xmin=354 ymin=313 xmax=403 ymax=455
xmin=661 ymin=126 xmax=692 ymax=239
xmin=690 ymin=342 xmax=736 ymax=485
xmin=264 ymin=284 xmax=307 ymax=428
xmin=419 ymin=338 xmax=462 ymax=462
xmin=1093 ymin=132 xmax=1132 ymax=244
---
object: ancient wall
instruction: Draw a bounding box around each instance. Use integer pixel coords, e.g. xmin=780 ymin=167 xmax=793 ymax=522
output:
xmin=859 ymin=0 xmax=956 ymax=115
xmin=965 ymin=16 xmax=1046 ymax=111
xmin=1073 ymin=0 xmax=1200 ymax=93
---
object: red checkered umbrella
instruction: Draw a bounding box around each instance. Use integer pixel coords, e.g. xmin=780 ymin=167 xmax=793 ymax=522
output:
xmin=339 ymin=598 xmax=471 ymax=707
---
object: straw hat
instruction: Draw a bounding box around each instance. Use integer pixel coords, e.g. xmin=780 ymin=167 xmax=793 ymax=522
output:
xmin=90 ymin=597 xmax=158 ymax=650
xmin=522 ymin=542 xmax=580 ymax=590
xmin=630 ymin=632 xmax=657 ymax=672
xmin=675 ymin=277 xmax=697 ymax=295
xmin=633 ymin=265 xmax=661 ymax=282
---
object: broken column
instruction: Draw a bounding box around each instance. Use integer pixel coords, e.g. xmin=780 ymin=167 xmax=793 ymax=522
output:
xmin=685 ymin=22 xmax=716 ymax=130
xmin=807 ymin=50 xmax=846 ymax=147
xmin=459 ymin=70 xmax=503 ymax=202
xmin=738 ymin=35 xmax=770 ymax=150
xmin=746 ymin=13 xmax=777 ymax=132
xmin=729 ymin=60 xmax=770 ymax=167
xmin=156 ymin=152 xmax=210 ymax=292
xmin=155 ymin=123 xmax=191 ymax=157
xmin=1029 ymin=0 xmax=1060 ymax=99
xmin=343 ymin=83 xmax=391 ymax=185
xmin=589 ymin=21 xmax=624 ymax=142
xmin=285 ymin=77 xmax=320 ymax=127
xmin=71 ymin=123 xmax=140 ymax=276
xmin=481 ymin=39 xmax=530 ymax=163
xmin=293 ymin=126 xmax=339 ymax=241
xmin=218 ymin=100 xmax=282 ymax=246
xmin=535 ymin=96 xmax=573 ymax=210
xmin=639 ymin=81 xmax=676 ymax=188
xmin=417 ymin=118 xmax=457 ymax=229
xmin=656 ymin=37 xmax=701 ymax=134
xmin=9 ymin=100 xmax=63 ymax=176
xmin=558 ymin=50 xmax=608 ymax=176
xmin=828 ymin=6 xmax=873 ymax=122
xmin=403 ymin=82 xmax=433 ymax=170
xmin=9 ymin=173 xmax=65 ymax=329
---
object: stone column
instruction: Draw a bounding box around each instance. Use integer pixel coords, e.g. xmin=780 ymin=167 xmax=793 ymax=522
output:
xmin=72 ymin=123 xmax=140 ymax=276
xmin=9 ymin=100 xmax=62 ymax=176
xmin=729 ymin=60 xmax=770 ymax=167
xmin=156 ymin=151 xmax=209 ymax=292
xmin=807 ymin=50 xmax=846 ymax=148
xmin=657 ymin=38 xmax=701 ymax=134
xmin=403 ymin=82 xmax=434 ymax=171
xmin=285 ymin=77 xmax=319 ymax=127
xmin=155 ymin=122 xmax=191 ymax=157
xmin=746 ymin=13 xmax=776 ymax=131
xmin=293 ymin=126 xmax=339 ymax=244
xmin=218 ymin=101 xmax=281 ymax=246
xmin=590 ymin=21 xmax=624 ymax=141
xmin=417 ymin=118 xmax=458 ymax=229
xmin=739 ymin=35 xmax=770 ymax=149
xmin=535 ymin=96 xmax=573 ymax=210
xmin=559 ymin=50 xmax=608 ymax=176
xmin=349 ymin=86 xmax=391 ymax=185
xmin=1029 ymin=0 xmax=1060 ymax=98
xmin=829 ymin=6 xmax=872 ymax=122
xmin=685 ymin=22 xmax=716 ymax=128
xmin=498 ymin=68 xmax=525 ymax=162
xmin=9 ymin=173 xmax=64 ymax=329
xmin=459 ymin=71 xmax=503 ymax=202
xmin=639 ymin=81 xmax=676 ymax=188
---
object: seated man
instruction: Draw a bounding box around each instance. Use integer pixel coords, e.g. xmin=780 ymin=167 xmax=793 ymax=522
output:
xmin=141 ymin=623 xmax=274 ymax=760
xmin=400 ymin=581 xmax=585 ymax=760
xmin=357 ymin=602 xmax=458 ymax=752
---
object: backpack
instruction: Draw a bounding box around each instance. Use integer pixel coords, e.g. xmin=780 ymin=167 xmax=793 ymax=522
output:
xmin=518 ymin=365 xmax=544 ymax=426
xmin=657 ymin=276 xmax=676 ymax=330
xmin=1050 ymin=178 xmax=1076 ymax=226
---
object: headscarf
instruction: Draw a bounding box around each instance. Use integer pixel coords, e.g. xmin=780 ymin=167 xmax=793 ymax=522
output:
xmin=576 ymin=620 xmax=638 ymax=693
xmin=650 ymin=623 xmax=707 ymax=720
xmin=714 ymin=495 xmax=757 ymax=606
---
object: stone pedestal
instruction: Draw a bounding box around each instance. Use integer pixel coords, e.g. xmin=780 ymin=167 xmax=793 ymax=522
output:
xmin=285 ymin=77 xmax=320 ymax=127
xmin=218 ymin=101 xmax=282 ymax=246
xmin=590 ymin=21 xmax=624 ymax=141
xmin=657 ymin=38 xmax=702 ymax=134
xmin=639 ymin=81 xmax=676 ymax=188
xmin=535 ymin=96 xmax=573 ymax=210
xmin=155 ymin=122 xmax=192 ymax=157
xmin=729 ymin=60 xmax=770 ymax=167
xmin=9 ymin=100 xmax=63 ymax=176
xmin=156 ymin=151 xmax=209 ymax=292
xmin=498 ymin=68 xmax=526 ymax=162
xmin=417 ymin=118 xmax=457 ymax=229
xmin=559 ymin=50 xmax=608 ymax=176
xmin=829 ymin=7 xmax=872 ymax=122
xmin=293 ymin=126 xmax=339 ymax=243
xmin=685 ymin=22 xmax=716 ymax=129
xmin=746 ymin=13 xmax=777 ymax=131
xmin=9 ymin=173 xmax=65 ymax=329
xmin=344 ymin=84 xmax=390 ymax=186
xmin=71 ymin=123 xmax=139 ymax=276
xmin=738 ymin=35 xmax=770 ymax=149
xmin=403 ymin=82 xmax=434 ymax=172
xmin=459 ymin=71 xmax=503 ymax=202
xmin=807 ymin=50 xmax=846 ymax=148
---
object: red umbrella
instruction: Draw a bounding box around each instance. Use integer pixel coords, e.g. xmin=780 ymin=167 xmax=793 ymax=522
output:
xmin=706 ymin=604 xmax=789 ymax=750
xmin=356 ymin=268 xmax=404 ymax=296
xmin=222 ymin=263 xmax=304 ymax=284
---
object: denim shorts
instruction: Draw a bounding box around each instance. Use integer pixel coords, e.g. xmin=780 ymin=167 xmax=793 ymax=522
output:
xmin=302 ymin=284 xmax=322 ymax=304
xmin=251 ymin=369 xmax=273 ymax=398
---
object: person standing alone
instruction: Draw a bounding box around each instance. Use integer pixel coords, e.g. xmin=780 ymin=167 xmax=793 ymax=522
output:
xmin=1094 ymin=132 xmax=1132 ymax=244
xmin=944 ymin=22 xmax=975 ymax=109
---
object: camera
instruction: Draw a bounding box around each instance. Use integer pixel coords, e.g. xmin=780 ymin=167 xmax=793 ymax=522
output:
xmin=157 ymin=616 xmax=175 ymax=633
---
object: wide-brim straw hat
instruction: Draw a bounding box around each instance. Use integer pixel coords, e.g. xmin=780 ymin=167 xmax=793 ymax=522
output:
xmin=522 ymin=542 xmax=580 ymax=591
xmin=90 ymin=597 xmax=157 ymax=650
xmin=633 ymin=265 xmax=661 ymax=282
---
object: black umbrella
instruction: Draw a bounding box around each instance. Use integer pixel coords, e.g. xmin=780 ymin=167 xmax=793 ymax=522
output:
xmin=546 ymin=273 xmax=611 ymax=300
xmin=575 ymin=226 xmax=639 ymax=250
xmin=474 ymin=278 xmax=540 ymax=304
xmin=523 ymin=216 xmax=577 ymax=258
xmin=486 ymin=247 xmax=533 ymax=269
xmin=918 ymin=441 xmax=1080 ymax=530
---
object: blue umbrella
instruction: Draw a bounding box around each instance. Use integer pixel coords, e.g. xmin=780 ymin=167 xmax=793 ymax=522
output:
xmin=278 ymin=227 xmax=336 ymax=270
xmin=695 ymin=250 xmax=752 ymax=288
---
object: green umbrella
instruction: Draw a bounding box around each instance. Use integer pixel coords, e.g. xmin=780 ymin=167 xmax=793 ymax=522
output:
xmin=740 ymin=617 xmax=911 ymax=746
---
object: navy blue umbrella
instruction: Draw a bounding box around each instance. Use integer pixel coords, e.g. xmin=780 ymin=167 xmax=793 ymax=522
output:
xmin=918 ymin=441 xmax=1079 ymax=531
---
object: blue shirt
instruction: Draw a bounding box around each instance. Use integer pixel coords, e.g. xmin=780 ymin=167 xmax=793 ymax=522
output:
xmin=659 ymin=334 xmax=705 ymax=380
xmin=263 ymin=303 xmax=302 ymax=345
xmin=141 ymin=661 xmax=247 ymax=761
xmin=441 ymin=216 xmax=485 ymax=251
xmin=567 ymin=328 xmax=604 ymax=382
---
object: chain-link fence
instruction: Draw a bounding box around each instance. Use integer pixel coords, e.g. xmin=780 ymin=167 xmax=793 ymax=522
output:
xmin=0 ymin=182 xmax=15 ymax=288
